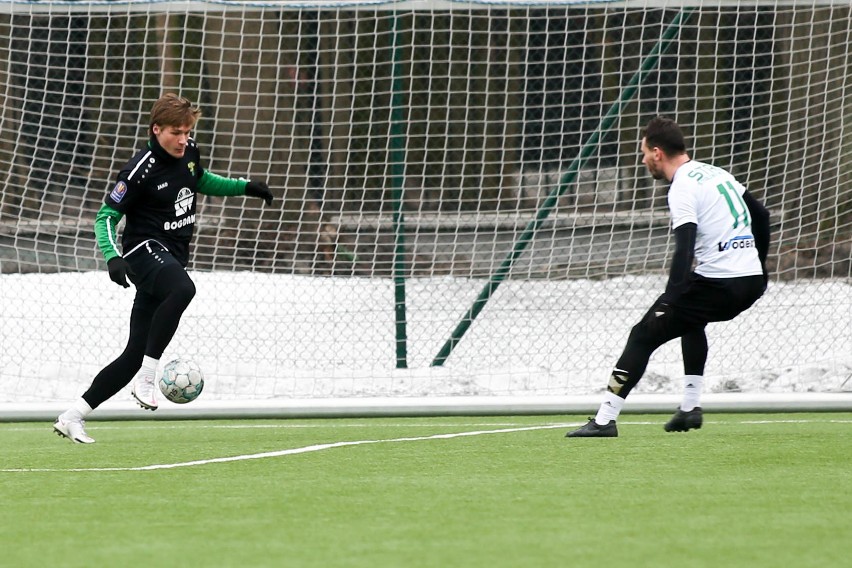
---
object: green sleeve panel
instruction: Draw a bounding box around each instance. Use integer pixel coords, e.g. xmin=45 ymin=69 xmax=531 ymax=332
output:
xmin=196 ymin=170 xmax=248 ymax=197
xmin=94 ymin=203 xmax=124 ymax=262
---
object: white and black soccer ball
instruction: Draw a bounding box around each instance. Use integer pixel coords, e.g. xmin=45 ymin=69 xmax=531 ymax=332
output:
xmin=158 ymin=358 xmax=204 ymax=404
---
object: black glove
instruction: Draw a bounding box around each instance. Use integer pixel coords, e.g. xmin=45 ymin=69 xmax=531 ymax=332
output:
xmin=107 ymin=257 xmax=133 ymax=288
xmin=245 ymin=180 xmax=273 ymax=205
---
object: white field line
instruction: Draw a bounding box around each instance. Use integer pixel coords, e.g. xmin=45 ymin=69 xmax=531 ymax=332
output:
xmin=3 ymin=418 xmax=850 ymax=473
xmin=1 ymin=421 xmax=566 ymax=432
xmin=5 ymin=417 xmax=850 ymax=434
xmin=2 ymin=423 xmax=574 ymax=473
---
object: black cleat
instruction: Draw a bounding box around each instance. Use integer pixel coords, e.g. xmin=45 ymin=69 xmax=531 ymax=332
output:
xmin=664 ymin=407 xmax=703 ymax=432
xmin=566 ymin=419 xmax=618 ymax=438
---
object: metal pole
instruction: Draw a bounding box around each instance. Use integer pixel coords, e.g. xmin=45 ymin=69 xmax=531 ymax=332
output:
xmin=432 ymin=9 xmax=693 ymax=366
xmin=391 ymin=14 xmax=408 ymax=368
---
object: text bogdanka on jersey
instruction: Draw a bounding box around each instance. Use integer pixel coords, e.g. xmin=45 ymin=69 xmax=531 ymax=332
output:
xmin=165 ymin=188 xmax=195 ymax=231
xmin=164 ymin=214 xmax=195 ymax=231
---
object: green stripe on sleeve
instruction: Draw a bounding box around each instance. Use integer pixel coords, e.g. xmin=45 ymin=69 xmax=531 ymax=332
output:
xmin=196 ymin=170 xmax=248 ymax=197
xmin=94 ymin=203 xmax=124 ymax=262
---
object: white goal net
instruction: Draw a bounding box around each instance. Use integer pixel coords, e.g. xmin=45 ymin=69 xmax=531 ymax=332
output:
xmin=0 ymin=0 xmax=850 ymax=411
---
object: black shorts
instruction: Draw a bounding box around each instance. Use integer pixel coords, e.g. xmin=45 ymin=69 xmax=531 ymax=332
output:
xmin=123 ymin=240 xmax=184 ymax=296
xmin=639 ymin=273 xmax=766 ymax=340
xmin=671 ymin=273 xmax=765 ymax=326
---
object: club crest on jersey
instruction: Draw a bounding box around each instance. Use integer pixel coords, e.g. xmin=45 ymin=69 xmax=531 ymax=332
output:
xmin=109 ymin=181 xmax=128 ymax=202
xmin=188 ymin=161 xmax=196 ymax=176
xmin=174 ymin=187 xmax=194 ymax=217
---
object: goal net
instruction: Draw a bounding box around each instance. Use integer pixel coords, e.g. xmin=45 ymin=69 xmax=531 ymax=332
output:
xmin=0 ymin=0 xmax=850 ymax=412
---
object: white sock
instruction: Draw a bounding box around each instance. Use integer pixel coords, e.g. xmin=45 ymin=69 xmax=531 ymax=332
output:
xmin=139 ymin=355 xmax=159 ymax=379
xmin=594 ymin=392 xmax=625 ymax=425
xmin=60 ymin=397 xmax=93 ymax=421
xmin=681 ymin=375 xmax=704 ymax=411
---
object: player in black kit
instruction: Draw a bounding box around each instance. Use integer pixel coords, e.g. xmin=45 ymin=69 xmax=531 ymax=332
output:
xmin=54 ymin=93 xmax=273 ymax=443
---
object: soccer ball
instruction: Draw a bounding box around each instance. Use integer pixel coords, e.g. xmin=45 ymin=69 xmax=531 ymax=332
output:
xmin=158 ymin=358 xmax=204 ymax=404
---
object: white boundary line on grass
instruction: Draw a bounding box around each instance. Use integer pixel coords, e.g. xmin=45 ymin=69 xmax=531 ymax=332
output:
xmin=2 ymin=423 xmax=575 ymax=473
xmin=3 ymin=418 xmax=851 ymax=473
xmin=6 ymin=417 xmax=850 ymax=434
xmin=0 ymin=421 xmax=565 ymax=432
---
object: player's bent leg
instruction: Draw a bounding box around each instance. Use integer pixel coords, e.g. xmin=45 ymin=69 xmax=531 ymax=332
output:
xmin=147 ymin=265 xmax=196 ymax=356
xmin=681 ymin=329 xmax=708 ymax=376
xmin=132 ymin=265 xmax=196 ymax=411
xmin=85 ymin=289 xmax=156 ymax=409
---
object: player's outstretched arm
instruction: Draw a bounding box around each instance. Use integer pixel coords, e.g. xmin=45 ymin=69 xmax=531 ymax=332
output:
xmin=197 ymin=170 xmax=274 ymax=205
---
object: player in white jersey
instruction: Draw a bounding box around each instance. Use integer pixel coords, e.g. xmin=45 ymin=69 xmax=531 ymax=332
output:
xmin=567 ymin=117 xmax=770 ymax=438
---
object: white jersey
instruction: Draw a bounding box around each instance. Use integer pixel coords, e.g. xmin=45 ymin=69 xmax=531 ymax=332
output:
xmin=668 ymin=160 xmax=763 ymax=278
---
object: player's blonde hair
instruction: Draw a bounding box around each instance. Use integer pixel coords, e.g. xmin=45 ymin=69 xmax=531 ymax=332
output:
xmin=149 ymin=93 xmax=201 ymax=134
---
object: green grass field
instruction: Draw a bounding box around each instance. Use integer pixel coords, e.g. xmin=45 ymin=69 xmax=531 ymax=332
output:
xmin=1 ymin=413 xmax=849 ymax=567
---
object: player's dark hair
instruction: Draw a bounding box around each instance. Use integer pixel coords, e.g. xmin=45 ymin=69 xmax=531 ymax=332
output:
xmin=149 ymin=93 xmax=201 ymax=134
xmin=642 ymin=116 xmax=687 ymax=157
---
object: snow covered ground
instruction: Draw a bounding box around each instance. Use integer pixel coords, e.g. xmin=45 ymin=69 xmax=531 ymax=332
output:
xmin=1 ymin=271 xmax=850 ymax=404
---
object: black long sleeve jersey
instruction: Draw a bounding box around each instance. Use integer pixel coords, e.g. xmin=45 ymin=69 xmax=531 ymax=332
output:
xmin=105 ymin=136 xmax=204 ymax=266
